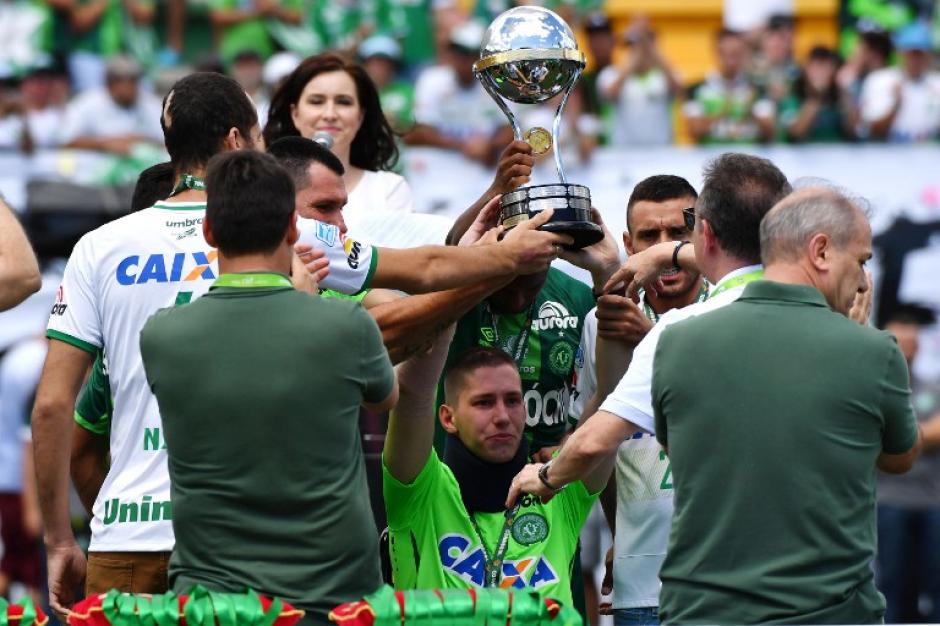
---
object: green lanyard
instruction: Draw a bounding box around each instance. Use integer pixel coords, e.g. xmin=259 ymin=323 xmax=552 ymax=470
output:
xmin=481 ymin=301 xmax=537 ymax=364
xmin=170 ymin=173 xmax=206 ymax=196
xmin=211 ymin=273 xmax=292 ymax=289
xmin=708 ymin=269 xmax=764 ymax=299
xmin=467 ymin=502 xmax=522 ymax=588
xmin=641 ymin=281 xmax=710 ymax=323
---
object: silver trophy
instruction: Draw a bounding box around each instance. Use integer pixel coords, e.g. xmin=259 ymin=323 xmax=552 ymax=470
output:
xmin=474 ymin=6 xmax=603 ymax=249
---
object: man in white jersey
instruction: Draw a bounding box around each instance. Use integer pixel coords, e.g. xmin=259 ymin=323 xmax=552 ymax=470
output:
xmin=569 ymin=175 xmax=706 ymax=626
xmin=33 ymin=72 xmax=567 ymax=618
xmin=508 ymin=154 xmax=792 ymax=544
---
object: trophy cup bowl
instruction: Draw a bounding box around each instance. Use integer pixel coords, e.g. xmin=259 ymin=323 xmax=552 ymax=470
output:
xmin=474 ymin=6 xmax=604 ymax=250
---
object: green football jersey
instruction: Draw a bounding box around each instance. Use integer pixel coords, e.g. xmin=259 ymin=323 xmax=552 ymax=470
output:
xmin=384 ymin=452 xmax=597 ymax=604
xmin=74 ymin=352 xmax=112 ymax=435
xmin=437 ymin=269 xmax=593 ymax=452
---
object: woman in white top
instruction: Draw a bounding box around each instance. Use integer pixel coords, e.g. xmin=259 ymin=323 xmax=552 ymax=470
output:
xmin=263 ymin=52 xmax=413 ymax=217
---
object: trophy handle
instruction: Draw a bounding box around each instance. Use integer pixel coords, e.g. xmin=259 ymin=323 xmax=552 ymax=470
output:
xmin=477 ymin=72 xmax=524 ymax=141
xmin=552 ymin=65 xmax=582 ymax=185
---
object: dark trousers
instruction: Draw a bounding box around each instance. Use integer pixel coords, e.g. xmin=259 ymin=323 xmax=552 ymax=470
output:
xmin=877 ymin=504 xmax=940 ymax=623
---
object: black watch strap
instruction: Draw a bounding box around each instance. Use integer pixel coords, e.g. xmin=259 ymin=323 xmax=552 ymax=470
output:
xmin=538 ymin=461 xmax=565 ymax=493
xmin=672 ymin=240 xmax=690 ymax=271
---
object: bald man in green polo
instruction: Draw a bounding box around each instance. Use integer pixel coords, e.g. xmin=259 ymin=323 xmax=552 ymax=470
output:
xmin=649 ymin=187 xmax=922 ymax=624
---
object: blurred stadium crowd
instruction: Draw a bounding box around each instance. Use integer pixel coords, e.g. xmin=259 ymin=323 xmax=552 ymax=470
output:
xmin=1 ymin=0 xmax=940 ymax=159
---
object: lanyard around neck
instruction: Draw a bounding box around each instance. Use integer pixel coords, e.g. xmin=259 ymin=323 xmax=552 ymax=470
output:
xmin=708 ymin=269 xmax=764 ymax=299
xmin=641 ymin=281 xmax=710 ymax=323
xmin=467 ymin=502 xmax=522 ymax=588
xmin=212 ymin=273 xmax=292 ymax=289
xmin=170 ymin=173 xmax=206 ymax=196
xmin=482 ymin=301 xmax=538 ymax=364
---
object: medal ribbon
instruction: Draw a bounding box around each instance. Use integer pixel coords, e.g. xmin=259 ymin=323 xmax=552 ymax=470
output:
xmin=212 ymin=273 xmax=293 ymax=290
xmin=467 ymin=502 xmax=523 ymax=588
xmin=481 ymin=301 xmax=538 ymax=365
xmin=170 ymin=173 xmax=206 ymax=196
xmin=708 ymin=269 xmax=764 ymax=299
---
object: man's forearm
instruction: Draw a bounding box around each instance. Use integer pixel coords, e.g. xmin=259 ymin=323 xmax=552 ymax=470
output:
xmin=33 ymin=400 xmax=79 ymax=543
xmin=372 ymin=279 xmax=508 ymax=364
xmin=32 ymin=343 xmax=94 ymax=544
xmin=594 ymin=335 xmax=633 ymax=400
xmin=0 ymin=199 xmax=41 ymax=311
xmin=383 ymin=327 xmax=455 ymax=484
xmin=376 ymin=244 xmax=516 ymax=294
xmin=71 ymin=425 xmax=109 ymax=515
xmin=550 ymin=411 xmax=634 ymax=490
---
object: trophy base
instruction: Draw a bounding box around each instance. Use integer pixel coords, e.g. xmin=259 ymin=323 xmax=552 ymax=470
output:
xmin=500 ymin=183 xmax=603 ymax=250
xmin=540 ymin=220 xmax=604 ymax=250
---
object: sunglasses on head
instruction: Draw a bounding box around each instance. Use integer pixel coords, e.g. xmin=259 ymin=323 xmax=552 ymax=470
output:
xmin=682 ymin=207 xmax=696 ymax=231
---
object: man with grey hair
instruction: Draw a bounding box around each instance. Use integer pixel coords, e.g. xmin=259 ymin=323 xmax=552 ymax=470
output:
xmin=642 ymin=186 xmax=921 ymax=624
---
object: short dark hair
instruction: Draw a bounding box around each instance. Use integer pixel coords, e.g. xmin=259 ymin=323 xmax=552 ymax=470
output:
xmin=626 ymin=175 xmax=698 ymax=231
xmin=859 ymin=30 xmax=894 ymax=63
xmin=266 ymin=136 xmax=345 ymax=191
xmin=263 ymin=52 xmax=399 ymax=172
xmin=205 ymin=151 xmax=295 ymax=256
xmin=766 ymin=13 xmax=795 ymax=31
xmin=717 ymin=28 xmax=744 ymax=43
xmin=794 ymin=47 xmax=842 ymax=105
xmin=131 ymin=162 xmax=175 ymax=212
xmin=443 ymin=347 xmax=518 ymax=405
xmin=161 ymin=72 xmax=258 ymax=174
xmin=860 ymin=30 xmax=894 ymax=62
xmin=697 ymin=153 xmax=792 ymax=263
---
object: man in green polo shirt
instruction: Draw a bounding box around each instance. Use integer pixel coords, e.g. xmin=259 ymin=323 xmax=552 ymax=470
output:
xmin=384 ymin=342 xmax=611 ymax=604
xmin=650 ymin=186 xmax=922 ymax=624
xmin=140 ymin=150 xmax=397 ymax=624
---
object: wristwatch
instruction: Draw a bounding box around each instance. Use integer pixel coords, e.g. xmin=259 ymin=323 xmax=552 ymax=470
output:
xmin=672 ymin=240 xmax=690 ymax=271
xmin=537 ymin=460 xmax=567 ymax=493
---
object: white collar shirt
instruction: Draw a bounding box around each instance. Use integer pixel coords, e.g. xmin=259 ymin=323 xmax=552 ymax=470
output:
xmin=599 ymin=264 xmax=764 ymax=434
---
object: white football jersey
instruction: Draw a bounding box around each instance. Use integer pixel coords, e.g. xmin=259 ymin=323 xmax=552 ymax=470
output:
xmin=47 ymin=201 xmax=375 ymax=551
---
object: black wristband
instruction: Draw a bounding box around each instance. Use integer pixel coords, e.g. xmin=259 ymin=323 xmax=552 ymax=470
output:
xmin=672 ymin=240 xmax=690 ymax=271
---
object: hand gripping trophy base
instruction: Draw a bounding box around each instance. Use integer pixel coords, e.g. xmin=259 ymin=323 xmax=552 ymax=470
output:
xmin=499 ymin=183 xmax=603 ymax=250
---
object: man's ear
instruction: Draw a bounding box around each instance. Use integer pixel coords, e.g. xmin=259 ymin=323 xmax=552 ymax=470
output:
xmin=223 ymin=127 xmax=242 ymax=151
xmin=623 ymin=231 xmax=634 ymax=255
xmin=203 ymin=217 xmax=217 ymax=248
xmin=808 ymin=233 xmax=830 ymax=272
xmin=700 ymin=218 xmax=718 ymax=253
xmin=439 ymin=404 xmax=459 ymax=435
xmin=286 ymin=212 xmax=299 ymax=247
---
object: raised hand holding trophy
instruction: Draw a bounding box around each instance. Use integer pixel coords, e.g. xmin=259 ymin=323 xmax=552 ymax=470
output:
xmin=474 ymin=6 xmax=604 ymax=250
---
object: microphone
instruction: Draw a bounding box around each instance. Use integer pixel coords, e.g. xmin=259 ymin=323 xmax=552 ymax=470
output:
xmin=312 ymin=131 xmax=334 ymax=150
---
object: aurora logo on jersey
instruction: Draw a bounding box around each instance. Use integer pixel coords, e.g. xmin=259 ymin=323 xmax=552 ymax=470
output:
xmin=531 ymin=302 xmax=579 ymax=331
xmin=116 ymin=251 xmax=218 ymax=285
xmin=438 ymin=534 xmax=559 ymax=589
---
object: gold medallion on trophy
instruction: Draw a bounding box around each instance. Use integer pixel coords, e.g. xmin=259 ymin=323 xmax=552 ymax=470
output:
xmin=524 ymin=127 xmax=553 ymax=155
